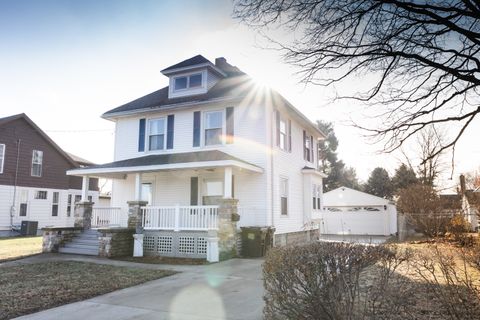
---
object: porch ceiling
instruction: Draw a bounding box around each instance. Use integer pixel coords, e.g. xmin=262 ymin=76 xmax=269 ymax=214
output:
xmin=67 ymin=150 xmax=263 ymax=178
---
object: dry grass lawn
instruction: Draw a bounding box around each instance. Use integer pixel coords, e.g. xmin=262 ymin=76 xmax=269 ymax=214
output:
xmin=0 ymin=236 xmax=42 ymax=261
xmin=0 ymin=261 xmax=175 ymax=320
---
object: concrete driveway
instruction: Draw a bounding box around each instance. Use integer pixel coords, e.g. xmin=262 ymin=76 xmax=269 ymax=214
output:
xmin=14 ymin=256 xmax=264 ymax=320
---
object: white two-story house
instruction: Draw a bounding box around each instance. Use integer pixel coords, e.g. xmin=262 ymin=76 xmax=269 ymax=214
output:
xmin=68 ymin=55 xmax=325 ymax=253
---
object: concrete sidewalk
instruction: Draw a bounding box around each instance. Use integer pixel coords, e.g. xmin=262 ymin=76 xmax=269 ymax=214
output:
xmin=11 ymin=255 xmax=264 ymax=320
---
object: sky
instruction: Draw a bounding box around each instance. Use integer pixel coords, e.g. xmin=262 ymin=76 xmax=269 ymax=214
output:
xmin=0 ymin=0 xmax=478 ymax=191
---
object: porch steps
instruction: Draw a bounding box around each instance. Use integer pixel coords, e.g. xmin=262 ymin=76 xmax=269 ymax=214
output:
xmin=58 ymin=229 xmax=100 ymax=256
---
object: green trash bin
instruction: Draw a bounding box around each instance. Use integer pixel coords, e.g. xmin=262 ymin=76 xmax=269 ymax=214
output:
xmin=240 ymin=227 xmax=275 ymax=258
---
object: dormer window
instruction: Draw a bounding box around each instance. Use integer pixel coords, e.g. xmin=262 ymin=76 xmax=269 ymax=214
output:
xmin=174 ymin=73 xmax=203 ymax=91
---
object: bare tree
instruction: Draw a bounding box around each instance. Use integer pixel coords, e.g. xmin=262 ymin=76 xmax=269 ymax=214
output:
xmin=417 ymin=127 xmax=446 ymax=186
xmin=234 ymin=0 xmax=480 ymax=162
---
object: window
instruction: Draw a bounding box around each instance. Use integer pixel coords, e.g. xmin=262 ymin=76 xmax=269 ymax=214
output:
xmin=19 ymin=190 xmax=28 ymax=216
xmin=303 ymin=132 xmax=314 ymax=162
xmin=312 ymin=184 xmax=321 ymax=210
xmin=280 ymin=177 xmax=288 ymax=215
xmin=67 ymin=194 xmax=72 ymax=217
xmin=276 ymin=112 xmax=291 ymax=152
xmin=52 ymin=192 xmax=59 ymax=216
xmin=204 ymin=111 xmax=223 ymax=146
xmin=148 ymin=118 xmax=166 ymax=151
xmin=279 ymin=119 xmax=287 ymax=150
xmin=0 ymin=144 xmax=4 ymax=174
xmin=174 ymin=73 xmax=203 ymax=91
xmin=34 ymin=190 xmax=47 ymax=200
xmin=31 ymin=150 xmax=43 ymax=177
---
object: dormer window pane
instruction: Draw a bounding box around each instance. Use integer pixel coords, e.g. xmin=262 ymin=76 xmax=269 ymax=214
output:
xmin=175 ymin=77 xmax=187 ymax=90
xmin=189 ymin=74 xmax=202 ymax=88
xmin=148 ymin=118 xmax=166 ymax=151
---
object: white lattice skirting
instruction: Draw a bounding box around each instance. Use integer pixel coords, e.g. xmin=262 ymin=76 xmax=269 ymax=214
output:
xmin=143 ymin=231 xmax=209 ymax=258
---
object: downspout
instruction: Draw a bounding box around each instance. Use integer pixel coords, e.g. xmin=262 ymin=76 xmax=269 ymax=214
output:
xmin=10 ymin=139 xmax=21 ymax=229
xmin=270 ymin=111 xmax=275 ymax=231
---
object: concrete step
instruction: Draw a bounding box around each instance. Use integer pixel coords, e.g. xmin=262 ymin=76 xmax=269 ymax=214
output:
xmin=73 ymin=239 xmax=99 ymax=245
xmin=59 ymin=247 xmax=98 ymax=256
xmin=63 ymin=243 xmax=99 ymax=250
xmin=75 ymin=235 xmax=99 ymax=240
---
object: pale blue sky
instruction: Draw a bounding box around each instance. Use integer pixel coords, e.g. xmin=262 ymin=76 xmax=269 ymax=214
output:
xmin=0 ymin=0 xmax=477 ymax=187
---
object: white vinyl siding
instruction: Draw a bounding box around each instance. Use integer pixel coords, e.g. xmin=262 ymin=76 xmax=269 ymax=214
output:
xmin=0 ymin=144 xmax=4 ymax=174
xmin=31 ymin=150 xmax=43 ymax=177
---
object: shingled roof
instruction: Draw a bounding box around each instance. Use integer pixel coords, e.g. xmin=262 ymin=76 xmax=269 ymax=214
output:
xmin=161 ymin=54 xmax=211 ymax=73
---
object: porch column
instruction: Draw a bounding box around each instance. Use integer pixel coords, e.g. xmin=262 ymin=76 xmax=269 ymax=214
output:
xmin=217 ymin=198 xmax=240 ymax=260
xmin=134 ymin=173 xmax=143 ymax=201
xmin=81 ymin=175 xmax=90 ymax=202
xmin=223 ymin=167 xmax=233 ymax=199
xmin=74 ymin=201 xmax=93 ymax=229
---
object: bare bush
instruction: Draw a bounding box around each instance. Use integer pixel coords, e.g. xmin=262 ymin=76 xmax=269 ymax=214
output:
xmin=413 ymin=245 xmax=480 ymax=320
xmin=262 ymin=242 xmax=411 ymax=320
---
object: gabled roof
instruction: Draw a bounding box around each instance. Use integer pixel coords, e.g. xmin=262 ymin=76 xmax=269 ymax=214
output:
xmin=323 ymin=186 xmax=392 ymax=207
xmin=161 ymin=55 xmax=210 ymax=73
xmin=102 ymin=55 xmax=325 ymax=138
xmin=466 ymin=191 xmax=480 ymax=207
xmin=67 ymin=152 xmax=95 ymax=166
xmin=439 ymin=194 xmax=463 ymax=210
xmin=0 ymin=113 xmax=89 ymax=168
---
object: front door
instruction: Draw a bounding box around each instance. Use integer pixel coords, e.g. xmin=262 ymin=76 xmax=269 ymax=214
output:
xmin=141 ymin=183 xmax=153 ymax=205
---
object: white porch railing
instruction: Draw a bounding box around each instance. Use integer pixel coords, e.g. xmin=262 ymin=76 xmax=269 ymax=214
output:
xmin=91 ymin=207 xmax=125 ymax=228
xmin=141 ymin=205 xmax=219 ymax=231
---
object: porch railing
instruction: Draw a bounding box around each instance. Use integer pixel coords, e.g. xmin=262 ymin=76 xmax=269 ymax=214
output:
xmin=141 ymin=205 xmax=219 ymax=231
xmin=91 ymin=207 xmax=125 ymax=228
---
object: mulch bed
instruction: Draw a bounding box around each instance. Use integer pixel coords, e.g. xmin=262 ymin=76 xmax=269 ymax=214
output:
xmin=113 ymin=255 xmax=208 ymax=265
xmin=0 ymin=261 xmax=175 ymax=320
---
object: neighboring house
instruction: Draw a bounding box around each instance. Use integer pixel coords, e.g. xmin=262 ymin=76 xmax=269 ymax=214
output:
xmin=68 ymin=55 xmax=326 ymax=249
xmin=440 ymin=174 xmax=480 ymax=231
xmin=0 ymin=113 xmax=99 ymax=230
xmin=314 ymin=187 xmax=397 ymax=241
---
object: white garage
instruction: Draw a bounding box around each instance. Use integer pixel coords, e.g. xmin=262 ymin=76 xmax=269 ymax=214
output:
xmin=314 ymin=187 xmax=397 ymax=239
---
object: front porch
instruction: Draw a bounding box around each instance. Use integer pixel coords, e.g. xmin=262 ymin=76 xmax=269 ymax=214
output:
xmin=60 ymin=151 xmax=267 ymax=261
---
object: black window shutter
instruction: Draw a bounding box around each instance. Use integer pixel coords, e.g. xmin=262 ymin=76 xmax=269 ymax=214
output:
xmin=193 ymin=111 xmax=201 ymax=147
xmin=167 ymin=115 xmax=174 ymax=149
xmin=275 ymin=111 xmax=280 ymax=146
xmin=288 ymin=120 xmax=292 ymax=152
xmin=226 ymin=107 xmax=234 ymax=144
xmin=303 ymin=130 xmax=307 ymax=160
xmin=138 ymin=118 xmax=146 ymax=152
xmin=190 ymin=177 xmax=198 ymax=205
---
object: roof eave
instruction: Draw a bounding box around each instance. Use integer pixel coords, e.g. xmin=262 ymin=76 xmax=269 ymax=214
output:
xmin=161 ymin=62 xmax=227 ymax=77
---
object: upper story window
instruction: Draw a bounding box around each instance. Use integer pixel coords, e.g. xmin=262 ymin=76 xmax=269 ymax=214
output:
xmin=0 ymin=144 xmax=5 ymax=174
xmin=279 ymin=119 xmax=287 ymax=150
xmin=303 ymin=131 xmax=314 ymax=163
xmin=204 ymin=111 xmax=223 ymax=146
xmin=31 ymin=150 xmax=43 ymax=177
xmin=174 ymin=73 xmax=203 ymax=91
xmin=148 ymin=118 xmax=166 ymax=151
xmin=276 ymin=111 xmax=291 ymax=152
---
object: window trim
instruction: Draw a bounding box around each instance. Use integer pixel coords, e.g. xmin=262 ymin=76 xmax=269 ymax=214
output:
xmin=276 ymin=113 xmax=291 ymax=152
xmin=34 ymin=190 xmax=47 ymax=200
xmin=31 ymin=150 xmax=43 ymax=177
xmin=172 ymin=72 xmax=204 ymax=92
xmin=52 ymin=192 xmax=59 ymax=217
xmin=203 ymin=109 xmax=225 ymax=146
xmin=280 ymin=177 xmax=289 ymax=216
xmin=0 ymin=144 xmax=4 ymax=174
xmin=147 ymin=117 xmax=167 ymax=151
